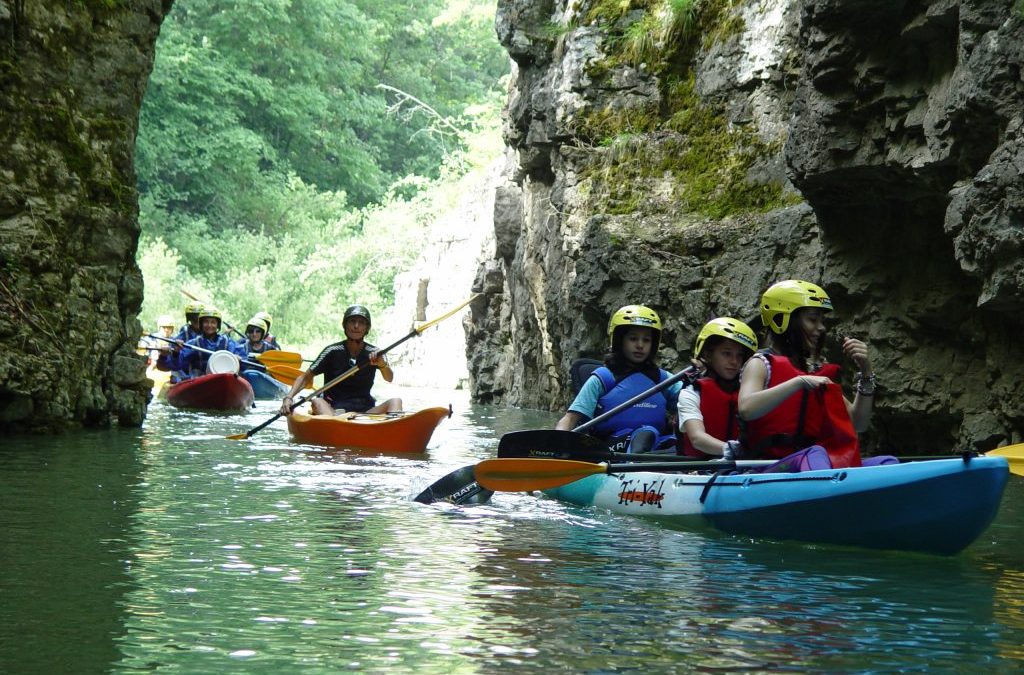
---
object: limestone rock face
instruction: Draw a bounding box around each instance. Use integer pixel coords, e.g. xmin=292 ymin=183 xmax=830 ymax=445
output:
xmin=467 ymin=0 xmax=1024 ymax=452
xmin=0 ymin=1 xmax=173 ymax=431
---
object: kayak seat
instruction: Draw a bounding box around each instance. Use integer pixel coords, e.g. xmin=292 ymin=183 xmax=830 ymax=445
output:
xmin=569 ymin=358 xmax=604 ymax=396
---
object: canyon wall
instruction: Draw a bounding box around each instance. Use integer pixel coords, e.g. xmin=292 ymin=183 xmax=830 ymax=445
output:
xmin=0 ymin=1 xmax=172 ymax=430
xmin=466 ymin=0 xmax=1024 ymax=453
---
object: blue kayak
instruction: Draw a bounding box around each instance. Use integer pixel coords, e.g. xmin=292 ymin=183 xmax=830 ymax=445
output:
xmin=241 ymin=369 xmax=289 ymax=400
xmin=544 ymin=457 xmax=1009 ymax=555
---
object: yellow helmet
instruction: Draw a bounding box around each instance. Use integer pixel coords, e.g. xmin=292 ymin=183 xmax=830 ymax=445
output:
xmin=254 ymin=311 xmax=273 ymax=330
xmin=694 ymin=317 xmax=758 ymax=358
xmin=760 ymin=280 xmax=833 ymax=334
xmin=245 ymin=317 xmax=269 ymax=335
xmin=184 ymin=301 xmax=204 ymax=316
xmin=198 ymin=307 xmax=222 ymax=331
xmin=607 ymin=305 xmax=662 ymax=352
xmin=157 ymin=314 xmax=176 ymax=329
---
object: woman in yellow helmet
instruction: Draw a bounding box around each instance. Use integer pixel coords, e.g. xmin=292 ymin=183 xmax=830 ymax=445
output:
xmin=737 ymin=280 xmax=894 ymax=470
xmin=172 ymin=307 xmax=234 ymax=379
xmin=678 ymin=317 xmax=758 ymax=460
xmin=555 ymin=305 xmax=682 ymax=454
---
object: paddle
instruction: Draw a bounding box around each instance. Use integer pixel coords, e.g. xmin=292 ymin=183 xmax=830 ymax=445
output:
xmin=226 ymin=294 xmax=479 ymax=441
xmin=499 ymin=430 xmax=693 ymax=463
xmin=251 ymin=350 xmax=308 ymax=366
xmin=148 ymin=335 xmax=302 ymax=386
xmin=497 ymin=365 xmax=699 ymax=459
xmin=474 ymin=458 xmax=747 ymax=491
xmin=414 ymin=365 xmax=700 ymax=504
xmin=412 ymin=464 xmax=494 ymax=505
xmin=477 ymin=445 xmax=1024 ymax=492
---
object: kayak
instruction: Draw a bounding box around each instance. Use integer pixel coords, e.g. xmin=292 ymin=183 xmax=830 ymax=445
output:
xmin=287 ymin=406 xmax=450 ymax=452
xmin=146 ymin=365 xmax=170 ymax=396
xmin=165 ymin=372 xmax=255 ymax=412
xmin=241 ymin=369 xmax=289 ymax=400
xmin=544 ymin=457 xmax=1009 ymax=555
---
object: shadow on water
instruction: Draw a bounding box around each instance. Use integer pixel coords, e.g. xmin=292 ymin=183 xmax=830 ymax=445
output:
xmin=0 ymin=429 xmax=146 ymax=673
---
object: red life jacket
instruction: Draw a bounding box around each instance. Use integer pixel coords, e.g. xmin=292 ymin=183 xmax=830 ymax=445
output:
xmin=680 ymin=377 xmax=739 ymax=459
xmin=743 ymin=352 xmax=861 ymax=468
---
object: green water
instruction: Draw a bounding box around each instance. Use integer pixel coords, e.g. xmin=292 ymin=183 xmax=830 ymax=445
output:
xmin=1 ymin=388 xmax=1022 ymax=673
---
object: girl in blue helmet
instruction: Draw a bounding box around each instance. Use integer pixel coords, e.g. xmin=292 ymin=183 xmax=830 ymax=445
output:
xmin=556 ymin=305 xmax=682 ymax=454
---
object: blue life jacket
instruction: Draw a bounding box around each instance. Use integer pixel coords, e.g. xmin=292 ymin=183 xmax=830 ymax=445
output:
xmin=177 ymin=334 xmax=233 ymax=378
xmin=175 ymin=325 xmax=200 ymax=343
xmin=590 ymin=366 xmax=671 ymax=438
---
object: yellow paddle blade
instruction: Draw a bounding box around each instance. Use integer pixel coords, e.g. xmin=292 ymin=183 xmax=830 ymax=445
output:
xmin=986 ymin=442 xmax=1024 ymax=476
xmin=254 ymin=350 xmax=304 ymax=366
xmin=474 ymin=458 xmax=606 ymax=492
xmin=413 ymin=293 xmax=480 ymax=334
xmin=266 ymin=364 xmax=304 ymax=386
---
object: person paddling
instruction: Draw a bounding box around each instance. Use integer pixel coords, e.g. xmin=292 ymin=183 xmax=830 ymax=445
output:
xmin=171 ymin=307 xmax=235 ymax=380
xmin=176 ymin=301 xmax=204 ymax=343
xmin=555 ymin=305 xmax=681 ymax=454
xmin=737 ymin=280 xmax=895 ymax=471
xmin=279 ymin=305 xmax=402 ymax=416
xmin=678 ymin=317 xmax=758 ymax=460
xmin=233 ymin=317 xmax=278 ymax=372
xmin=253 ymin=311 xmax=281 ymax=350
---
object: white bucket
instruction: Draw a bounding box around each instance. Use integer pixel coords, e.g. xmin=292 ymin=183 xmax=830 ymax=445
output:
xmin=207 ymin=350 xmax=240 ymax=375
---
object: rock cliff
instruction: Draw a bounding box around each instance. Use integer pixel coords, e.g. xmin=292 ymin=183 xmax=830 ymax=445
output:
xmin=0 ymin=1 xmax=172 ymax=430
xmin=467 ymin=0 xmax=1024 ymax=453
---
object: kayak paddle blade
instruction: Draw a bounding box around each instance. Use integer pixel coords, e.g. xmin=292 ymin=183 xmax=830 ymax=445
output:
xmin=413 ymin=464 xmax=494 ymax=505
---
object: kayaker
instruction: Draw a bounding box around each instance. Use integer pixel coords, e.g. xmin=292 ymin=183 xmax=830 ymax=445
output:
xmin=155 ymin=307 xmax=196 ymax=383
xmin=678 ymin=317 xmax=758 ymax=460
xmin=172 ymin=307 xmax=235 ymax=379
xmin=555 ymin=305 xmax=681 ymax=454
xmin=737 ymin=280 xmax=895 ymax=470
xmin=175 ymin=301 xmax=204 ymax=343
xmin=138 ymin=314 xmax=176 ymax=365
xmin=253 ymin=311 xmax=281 ymax=350
xmin=279 ymin=304 xmax=402 ymax=416
xmin=233 ymin=317 xmax=278 ymax=370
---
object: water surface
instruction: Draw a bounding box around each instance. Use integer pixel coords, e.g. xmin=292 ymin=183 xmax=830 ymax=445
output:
xmin=1 ymin=388 xmax=1021 ymax=673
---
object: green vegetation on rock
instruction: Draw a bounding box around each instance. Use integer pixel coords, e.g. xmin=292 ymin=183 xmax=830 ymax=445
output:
xmin=575 ymin=0 xmax=798 ymax=222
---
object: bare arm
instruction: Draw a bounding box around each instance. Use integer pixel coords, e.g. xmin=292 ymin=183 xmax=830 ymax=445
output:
xmin=843 ymin=337 xmax=874 ymax=432
xmin=737 ymin=357 xmax=831 ymax=421
xmin=370 ymin=350 xmax=393 ymax=383
xmin=555 ymin=411 xmax=585 ymax=431
xmin=279 ymin=370 xmax=315 ymax=415
xmin=681 ymin=419 xmax=728 ymax=456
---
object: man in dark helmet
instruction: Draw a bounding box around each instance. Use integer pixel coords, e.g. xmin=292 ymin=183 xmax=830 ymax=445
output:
xmin=279 ymin=305 xmax=403 ymax=416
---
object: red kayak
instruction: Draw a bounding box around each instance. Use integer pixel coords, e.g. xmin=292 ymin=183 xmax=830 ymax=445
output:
xmin=165 ymin=373 xmax=255 ymax=412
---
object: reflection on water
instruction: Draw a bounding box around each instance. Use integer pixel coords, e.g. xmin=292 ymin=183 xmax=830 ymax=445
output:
xmin=0 ymin=387 xmax=1022 ymax=672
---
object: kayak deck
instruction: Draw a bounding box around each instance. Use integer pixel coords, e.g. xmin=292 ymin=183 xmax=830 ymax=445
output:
xmin=287 ymin=406 xmax=451 ymax=452
xmin=241 ymin=369 xmax=289 ymax=400
xmin=545 ymin=457 xmax=1009 ymax=555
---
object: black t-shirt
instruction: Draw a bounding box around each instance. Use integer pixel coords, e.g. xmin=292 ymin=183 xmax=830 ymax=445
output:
xmin=309 ymin=340 xmax=378 ymax=409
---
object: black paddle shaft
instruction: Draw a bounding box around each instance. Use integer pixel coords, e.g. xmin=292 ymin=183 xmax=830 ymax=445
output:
xmin=573 ymin=365 xmax=698 ymax=434
xmin=148 ymin=335 xmax=265 ymax=370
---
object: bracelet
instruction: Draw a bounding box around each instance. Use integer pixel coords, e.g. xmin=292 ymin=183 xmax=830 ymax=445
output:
xmin=855 ymin=372 xmax=876 ymax=396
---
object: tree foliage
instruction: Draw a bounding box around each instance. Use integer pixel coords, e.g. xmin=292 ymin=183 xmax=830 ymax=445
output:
xmin=136 ymin=1 xmax=507 ymax=349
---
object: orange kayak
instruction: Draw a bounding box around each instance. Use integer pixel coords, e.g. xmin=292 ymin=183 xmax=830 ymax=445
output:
xmin=287 ymin=406 xmax=451 ymax=452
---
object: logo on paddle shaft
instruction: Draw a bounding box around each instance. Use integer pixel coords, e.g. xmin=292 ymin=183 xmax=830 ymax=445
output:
xmin=617 ymin=478 xmax=665 ymax=507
